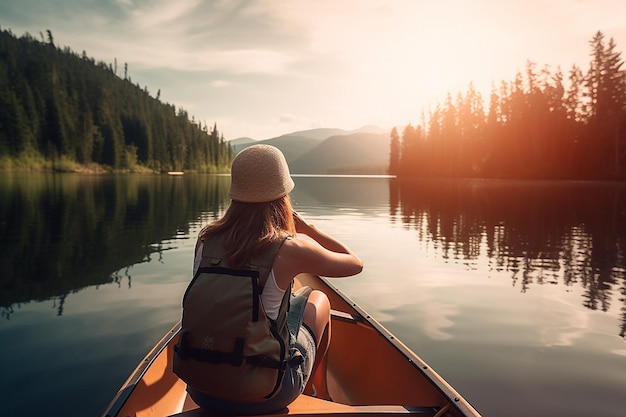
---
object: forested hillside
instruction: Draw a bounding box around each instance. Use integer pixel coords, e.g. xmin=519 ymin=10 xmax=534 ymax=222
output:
xmin=390 ymin=31 xmax=626 ymax=180
xmin=0 ymin=28 xmax=232 ymax=172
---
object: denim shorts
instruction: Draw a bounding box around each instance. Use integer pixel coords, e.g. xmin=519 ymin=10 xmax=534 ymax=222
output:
xmin=187 ymin=293 xmax=316 ymax=415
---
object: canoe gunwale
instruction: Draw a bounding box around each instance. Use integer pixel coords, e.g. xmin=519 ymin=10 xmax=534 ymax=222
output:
xmin=313 ymin=277 xmax=480 ymax=417
xmin=101 ymin=322 xmax=181 ymax=417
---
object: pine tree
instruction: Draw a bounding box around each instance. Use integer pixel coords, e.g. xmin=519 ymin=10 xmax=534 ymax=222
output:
xmin=587 ymin=31 xmax=626 ymax=172
xmin=388 ymin=127 xmax=400 ymax=175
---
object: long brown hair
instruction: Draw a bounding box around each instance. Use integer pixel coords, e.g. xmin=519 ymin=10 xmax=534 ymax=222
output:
xmin=198 ymin=195 xmax=296 ymax=268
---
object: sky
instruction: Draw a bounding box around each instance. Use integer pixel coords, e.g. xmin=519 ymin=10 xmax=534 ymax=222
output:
xmin=2 ymin=0 xmax=626 ymax=140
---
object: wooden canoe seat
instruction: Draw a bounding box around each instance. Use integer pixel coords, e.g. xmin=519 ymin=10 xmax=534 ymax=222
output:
xmin=169 ymin=394 xmax=444 ymax=417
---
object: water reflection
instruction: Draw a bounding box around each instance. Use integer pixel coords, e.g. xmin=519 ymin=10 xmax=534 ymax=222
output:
xmin=3 ymin=173 xmax=624 ymax=417
xmin=291 ymin=175 xmax=390 ymax=212
xmin=390 ymin=178 xmax=626 ymax=337
xmin=0 ymin=173 xmax=230 ymax=318
xmin=3 ymin=173 xmax=625 ymax=339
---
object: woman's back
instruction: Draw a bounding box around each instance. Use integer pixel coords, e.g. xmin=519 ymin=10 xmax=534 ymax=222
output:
xmin=181 ymin=144 xmax=362 ymax=413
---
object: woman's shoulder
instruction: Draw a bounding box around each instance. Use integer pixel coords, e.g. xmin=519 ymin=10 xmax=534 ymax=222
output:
xmin=279 ymin=235 xmax=311 ymax=252
xmin=275 ymin=236 xmax=313 ymax=267
xmin=276 ymin=236 xmax=332 ymax=269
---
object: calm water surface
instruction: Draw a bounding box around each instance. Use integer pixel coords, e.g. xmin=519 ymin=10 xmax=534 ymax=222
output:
xmin=0 ymin=173 xmax=624 ymax=417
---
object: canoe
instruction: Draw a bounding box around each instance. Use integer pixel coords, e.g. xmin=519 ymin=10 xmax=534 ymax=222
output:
xmin=101 ymin=273 xmax=481 ymax=417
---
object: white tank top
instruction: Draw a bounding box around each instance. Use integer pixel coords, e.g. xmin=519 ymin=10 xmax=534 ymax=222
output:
xmin=261 ymin=270 xmax=287 ymax=320
xmin=193 ymin=243 xmax=286 ymax=320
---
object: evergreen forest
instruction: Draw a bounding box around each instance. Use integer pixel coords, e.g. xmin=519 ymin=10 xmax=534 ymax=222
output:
xmin=390 ymin=31 xmax=626 ymax=180
xmin=0 ymin=28 xmax=233 ymax=172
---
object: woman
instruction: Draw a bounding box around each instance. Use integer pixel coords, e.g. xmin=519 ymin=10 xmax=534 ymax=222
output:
xmin=187 ymin=144 xmax=362 ymax=414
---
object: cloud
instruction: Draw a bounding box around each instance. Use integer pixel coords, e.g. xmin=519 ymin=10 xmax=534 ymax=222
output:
xmin=0 ymin=0 xmax=307 ymax=76
xmin=107 ymin=0 xmax=309 ymax=74
xmin=128 ymin=0 xmax=203 ymax=29
xmin=114 ymin=0 xmax=133 ymax=7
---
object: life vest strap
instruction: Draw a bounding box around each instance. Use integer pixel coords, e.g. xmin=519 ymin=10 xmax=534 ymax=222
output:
xmin=174 ymin=341 xmax=304 ymax=369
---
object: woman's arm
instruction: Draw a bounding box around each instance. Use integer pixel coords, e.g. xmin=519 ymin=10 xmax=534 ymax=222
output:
xmin=273 ymin=212 xmax=363 ymax=287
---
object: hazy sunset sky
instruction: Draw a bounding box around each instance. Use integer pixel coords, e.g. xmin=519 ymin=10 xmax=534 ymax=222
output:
xmin=2 ymin=0 xmax=625 ymax=140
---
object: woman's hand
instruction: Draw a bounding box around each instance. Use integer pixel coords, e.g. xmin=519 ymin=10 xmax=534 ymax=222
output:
xmin=292 ymin=211 xmax=311 ymax=235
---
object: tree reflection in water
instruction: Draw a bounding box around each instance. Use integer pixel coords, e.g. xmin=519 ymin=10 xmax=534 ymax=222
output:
xmin=389 ymin=178 xmax=626 ymax=338
xmin=0 ymin=173 xmax=230 ymax=318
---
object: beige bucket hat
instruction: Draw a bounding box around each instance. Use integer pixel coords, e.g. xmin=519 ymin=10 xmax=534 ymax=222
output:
xmin=229 ymin=144 xmax=295 ymax=203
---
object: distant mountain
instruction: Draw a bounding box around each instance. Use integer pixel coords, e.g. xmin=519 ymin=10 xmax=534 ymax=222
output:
xmin=280 ymin=128 xmax=350 ymax=140
xmin=290 ymin=132 xmax=390 ymax=174
xmin=230 ymin=135 xmax=323 ymax=162
xmin=230 ymin=125 xmax=388 ymax=143
xmin=228 ymin=137 xmax=256 ymax=147
xmin=228 ymin=126 xmax=392 ymax=175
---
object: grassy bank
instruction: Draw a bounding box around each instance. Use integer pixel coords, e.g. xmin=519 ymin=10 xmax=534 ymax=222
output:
xmin=0 ymin=152 xmax=157 ymax=174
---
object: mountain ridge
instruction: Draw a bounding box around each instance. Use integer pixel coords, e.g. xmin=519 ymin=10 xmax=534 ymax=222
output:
xmin=230 ymin=125 xmax=392 ymax=175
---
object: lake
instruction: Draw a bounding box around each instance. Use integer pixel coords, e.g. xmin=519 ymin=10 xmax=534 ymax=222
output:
xmin=0 ymin=173 xmax=624 ymax=417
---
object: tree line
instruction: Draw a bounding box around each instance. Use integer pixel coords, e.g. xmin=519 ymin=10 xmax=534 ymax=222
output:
xmin=0 ymin=28 xmax=233 ymax=172
xmin=389 ymin=31 xmax=626 ymax=180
